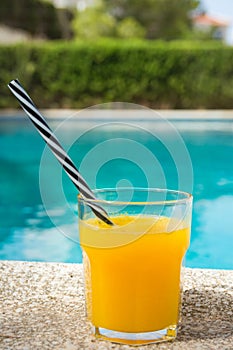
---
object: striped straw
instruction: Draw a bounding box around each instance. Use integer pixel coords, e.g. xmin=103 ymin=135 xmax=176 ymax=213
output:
xmin=8 ymin=79 xmax=114 ymax=226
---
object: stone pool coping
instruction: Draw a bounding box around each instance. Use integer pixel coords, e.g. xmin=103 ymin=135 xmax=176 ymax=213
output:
xmin=1 ymin=109 xmax=233 ymax=120
xmin=0 ymin=261 xmax=232 ymax=350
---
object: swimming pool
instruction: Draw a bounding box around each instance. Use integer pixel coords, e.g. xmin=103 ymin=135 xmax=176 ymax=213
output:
xmin=0 ymin=115 xmax=232 ymax=269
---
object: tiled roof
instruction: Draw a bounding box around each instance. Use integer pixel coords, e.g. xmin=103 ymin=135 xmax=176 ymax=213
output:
xmin=193 ymin=14 xmax=229 ymax=27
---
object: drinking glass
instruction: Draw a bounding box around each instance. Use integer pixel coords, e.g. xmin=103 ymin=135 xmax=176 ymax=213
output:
xmin=78 ymin=187 xmax=192 ymax=345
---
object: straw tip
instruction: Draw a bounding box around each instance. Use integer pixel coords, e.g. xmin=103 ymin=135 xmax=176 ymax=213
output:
xmin=8 ymin=78 xmax=20 ymax=87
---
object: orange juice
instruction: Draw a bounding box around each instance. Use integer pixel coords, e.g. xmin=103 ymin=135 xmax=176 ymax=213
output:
xmin=79 ymin=215 xmax=190 ymax=334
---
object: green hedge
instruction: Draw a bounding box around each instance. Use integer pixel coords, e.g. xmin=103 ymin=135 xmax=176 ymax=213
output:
xmin=1 ymin=40 xmax=233 ymax=109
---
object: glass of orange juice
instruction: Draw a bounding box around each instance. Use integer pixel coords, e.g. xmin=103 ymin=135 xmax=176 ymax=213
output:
xmin=78 ymin=188 xmax=192 ymax=345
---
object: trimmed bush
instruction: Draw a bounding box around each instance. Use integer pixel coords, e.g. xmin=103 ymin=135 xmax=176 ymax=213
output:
xmin=1 ymin=40 xmax=233 ymax=109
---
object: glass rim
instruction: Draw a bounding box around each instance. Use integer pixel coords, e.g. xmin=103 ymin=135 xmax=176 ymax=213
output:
xmin=78 ymin=187 xmax=192 ymax=206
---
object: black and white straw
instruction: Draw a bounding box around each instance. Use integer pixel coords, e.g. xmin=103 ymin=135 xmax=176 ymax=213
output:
xmin=8 ymin=79 xmax=114 ymax=226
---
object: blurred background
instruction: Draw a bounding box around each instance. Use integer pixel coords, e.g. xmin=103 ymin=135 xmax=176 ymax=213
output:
xmin=1 ymin=0 xmax=232 ymax=43
xmin=0 ymin=0 xmax=233 ymax=109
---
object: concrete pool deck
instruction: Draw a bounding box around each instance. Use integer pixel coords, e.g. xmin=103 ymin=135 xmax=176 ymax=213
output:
xmin=1 ymin=109 xmax=233 ymax=120
xmin=0 ymin=261 xmax=232 ymax=350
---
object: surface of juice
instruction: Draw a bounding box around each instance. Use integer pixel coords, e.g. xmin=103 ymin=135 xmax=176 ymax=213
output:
xmin=79 ymin=215 xmax=190 ymax=333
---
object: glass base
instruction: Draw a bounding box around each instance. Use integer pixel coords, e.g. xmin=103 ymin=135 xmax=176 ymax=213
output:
xmin=93 ymin=325 xmax=177 ymax=346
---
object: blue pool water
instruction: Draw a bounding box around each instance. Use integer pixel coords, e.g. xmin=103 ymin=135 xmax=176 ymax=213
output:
xmin=0 ymin=116 xmax=232 ymax=269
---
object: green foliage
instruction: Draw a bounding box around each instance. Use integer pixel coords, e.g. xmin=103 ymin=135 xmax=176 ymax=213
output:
xmin=117 ymin=18 xmax=146 ymax=39
xmin=72 ymin=4 xmax=145 ymax=40
xmin=1 ymin=40 xmax=233 ymax=109
xmin=0 ymin=0 xmax=63 ymax=39
xmin=104 ymin=0 xmax=200 ymax=40
xmin=185 ymin=27 xmax=218 ymax=41
xmin=72 ymin=6 xmax=116 ymax=39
